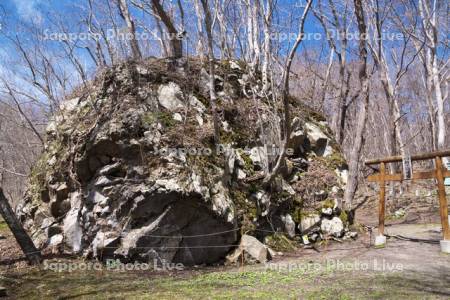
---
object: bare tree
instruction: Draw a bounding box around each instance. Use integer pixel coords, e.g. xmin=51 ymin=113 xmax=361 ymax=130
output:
xmin=263 ymin=0 xmax=313 ymax=185
xmin=366 ymin=0 xmax=422 ymax=166
xmin=117 ymin=0 xmax=142 ymax=60
xmin=313 ymin=0 xmax=353 ymax=145
xmin=150 ymin=0 xmax=183 ymax=58
xmin=416 ymin=0 xmax=448 ymax=151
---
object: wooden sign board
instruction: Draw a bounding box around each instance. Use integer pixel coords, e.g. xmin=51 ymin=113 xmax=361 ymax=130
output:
xmin=402 ymin=155 xmax=412 ymax=180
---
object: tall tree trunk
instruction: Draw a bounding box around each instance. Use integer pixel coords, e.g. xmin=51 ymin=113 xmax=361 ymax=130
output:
xmin=343 ymin=0 xmax=370 ymax=210
xmin=0 ymin=189 xmax=42 ymax=265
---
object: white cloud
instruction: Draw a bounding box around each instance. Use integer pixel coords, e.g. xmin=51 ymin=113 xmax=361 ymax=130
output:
xmin=11 ymin=0 xmax=43 ymax=23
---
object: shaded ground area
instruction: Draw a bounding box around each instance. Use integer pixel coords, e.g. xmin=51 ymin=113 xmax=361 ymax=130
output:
xmin=1 ymin=212 xmax=450 ymax=299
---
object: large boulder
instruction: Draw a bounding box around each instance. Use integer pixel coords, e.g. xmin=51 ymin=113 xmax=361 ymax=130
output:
xmin=17 ymin=58 xmax=347 ymax=265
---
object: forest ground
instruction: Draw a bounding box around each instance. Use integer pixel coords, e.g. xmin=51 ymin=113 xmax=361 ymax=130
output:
xmin=1 ymin=184 xmax=450 ymax=299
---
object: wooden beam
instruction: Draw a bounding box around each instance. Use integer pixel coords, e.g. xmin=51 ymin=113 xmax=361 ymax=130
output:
xmin=378 ymin=162 xmax=386 ymax=236
xmin=0 ymin=188 xmax=42 ymax=265
xmin=365 ymin=149 xmax=450 ymax=165
xmin=435 ymin=157 xmax=450 ymax=240
xmin=367 ymin=170 xmax=444 ymax=182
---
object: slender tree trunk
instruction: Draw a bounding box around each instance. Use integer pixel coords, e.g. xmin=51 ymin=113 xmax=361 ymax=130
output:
xmin=261 ymin=0 xmax=273 ymax=92
xmin=193 ymin=0 xmax=206 ymax=62
xmin=200 ymin=0 xmax=221 ymax=144
xmin=433 ymin=61 xmax=446 ymax=150
xmin=251 ymin=1 xmax=261 ymax=68
xmin=425 ymin=77 xmax=438 ymax=151
xmin=117 ymin=0 xmax=142 ymax=60
xmin=0 ymin=189 xmax=42 ymax=265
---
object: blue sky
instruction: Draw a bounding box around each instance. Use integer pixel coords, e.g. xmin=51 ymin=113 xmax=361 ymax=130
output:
xmin=0 ymin=0 xmax=349 ymax=101
xmin=0 ymin=0 xmax=330 ymax=66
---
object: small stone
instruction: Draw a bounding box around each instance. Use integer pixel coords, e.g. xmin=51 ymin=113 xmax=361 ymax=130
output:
xmin=88 ymin=191 xmax=109 ymax=205
xmin=321 ymin=217 xmax=344 ymax=238
xmin=136 ymin=65 xmax=149 ymax=75
xmin=173 ymin=113 xmax=183 ymax=122
xmin=299 ymin=214 xmax=320 ymax=233
xmin=237 ymin=168 xmax=246 ymax=179
xmin=101 ymin=206 xmax=112 ymax=215
xmin=281 ymin=214 xmax=296 ymax=238
xmin=321 ymin=207 xmax=333 ymax=216
xmin=94 ymin=176 xmax=113 ymax=187
xmin=98 ymin=162 xmax=122 ymax=176
xmin=195 ymin=115 xmax=204 ymax=126
xmin=249 ymin=147 xmax=265 ymax=168
xmin=308 ymin=232 xmax=320 ymax=242
xmin=394 ymin=208 xmax=406 ymax=218
xmin=48 ymin=156 xmax=57 ymax=166
xmin=229 ymin=60 xmax=241 ymax=70
xmin=304 ymin=122 xmax=329 ymax=156
xmin=48 ymin=234 xmax=64 ymax=246
xmin=302 ymin=235 xmax=310 ymax=245
xmin=331 ymin=186 xmax=340 ymax=194
xmin=189 ymin=95 xmax=206 ymax=114
xmin=157 ymin=82 xmax=185 ymax=111
xmin=0 ymin=234 xmax=5 ymax=240
xmin=344 ymin=231 xmax=358 ymax=240
xmin=222 ymin=121 xmax=231 ymax=132
xmin=226 ymin=235 xmax=270 ymax=264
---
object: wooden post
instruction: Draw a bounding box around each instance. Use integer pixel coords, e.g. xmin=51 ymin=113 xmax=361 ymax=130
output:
xmin=0 ymin=188 xmax=42 ymax=265
xmin=378 ymin=162 xmax=386 ymax=236
xmin=435 ymin=157 xmax=450 ymax=240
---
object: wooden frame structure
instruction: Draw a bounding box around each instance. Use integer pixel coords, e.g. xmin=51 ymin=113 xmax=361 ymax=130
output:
xmin=365 ymin=150 xmax=450 ymax=241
